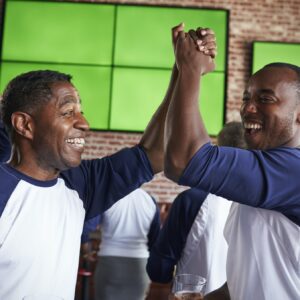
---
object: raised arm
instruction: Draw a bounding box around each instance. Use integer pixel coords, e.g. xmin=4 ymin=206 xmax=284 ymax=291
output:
xmin=140 ymin=24 xmax=216 ymax=174
xmin=138 ymin=64 xmax=178 ymax=174
xmin=164 ymin=27 xmax=216 ymax=181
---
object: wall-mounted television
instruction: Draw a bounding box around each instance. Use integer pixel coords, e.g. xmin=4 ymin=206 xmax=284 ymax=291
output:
xmin=252 ymin=41 xmax=300 ymax=73
xmin=1 ymin=0 xmax=228 ymax=135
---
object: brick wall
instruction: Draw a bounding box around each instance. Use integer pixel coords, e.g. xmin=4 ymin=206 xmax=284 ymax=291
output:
xmin=1 ymin=0 xmax=299 ymax=202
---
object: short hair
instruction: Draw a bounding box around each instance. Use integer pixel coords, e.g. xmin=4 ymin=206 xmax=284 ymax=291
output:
xmin=1 ymin=70 xmax=72 ymax=133
xmin=217 ymin=121 xmax=246 ymax=149
xmin=263 ymin=62 xmax=300 ymax=99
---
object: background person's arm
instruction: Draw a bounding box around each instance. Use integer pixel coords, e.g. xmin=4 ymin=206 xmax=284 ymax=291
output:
xmin=146 ymin=189 xmax=208 ymax=283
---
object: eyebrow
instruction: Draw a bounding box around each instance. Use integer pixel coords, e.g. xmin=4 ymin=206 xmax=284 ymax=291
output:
xmin=58 ymin=97 xmax=80 ymax=108
xmin=257 ymin=89 xmax=275 ymax=94
xmin=243 ymin=89 xmax=275 ymax=96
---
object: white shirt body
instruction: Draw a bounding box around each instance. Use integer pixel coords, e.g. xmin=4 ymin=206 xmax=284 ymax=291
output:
xmin=98 ymin=188 xmax=158 ymax=258
xmin=0 ymin=179 xmax=85 ymax=300
xmin=224 ymin=203 xmax=300 ymax=300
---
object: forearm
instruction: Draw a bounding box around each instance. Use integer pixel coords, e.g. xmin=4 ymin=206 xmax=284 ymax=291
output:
xmin=139 ymin=65 xmax=178 ymax=174
xmin=164 ymin=67 xmax=210 ymax=181
xmin=204 ymin=283 xmax=230 ymax=300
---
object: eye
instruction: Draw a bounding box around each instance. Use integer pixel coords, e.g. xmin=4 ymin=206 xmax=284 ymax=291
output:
xmin=242 ymin=96 xmax=250 ymax=102
xmin=259 ymin=96 xmax=275 ymax=103
xmin=62 ymin=110 xmax=74 ymax=117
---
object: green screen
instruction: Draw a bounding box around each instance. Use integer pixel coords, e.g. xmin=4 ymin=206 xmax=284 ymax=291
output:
xmin=115 ymin=6 xmax=227 ymax=71
xmin=1 ymin=1 xmax=228 ymax=135
xmin=110 ymin=68 xmax=225 ymax=135
xmin=110 ymin=68 xmax=171 ymax=131
xmin=252 ymin=42 xmax=300 ymax=73
xmin=199 ymin=72 xmax=225 ymax=136
xmin=0 ymin=62 xmax=111 ymax=129
xmin=2 ymin=1 xmax=115 ymax=65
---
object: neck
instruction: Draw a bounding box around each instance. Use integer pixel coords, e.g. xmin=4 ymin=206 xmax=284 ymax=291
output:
xmin=9 ymin=149 xmax=59 ymax=181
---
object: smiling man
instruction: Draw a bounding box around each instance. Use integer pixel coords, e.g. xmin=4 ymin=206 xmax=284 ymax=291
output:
xmin=0 ymin=26 xmax=216 ymax=298
xmin=164 ymin=27 xmax=300 ymax=300
xmin=0 ymin=70 xmax=166 ymax=300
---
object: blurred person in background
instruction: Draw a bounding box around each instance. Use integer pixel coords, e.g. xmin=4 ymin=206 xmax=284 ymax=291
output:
xmin=94 ymin=188 xmax=160 ymax=300
xmin=147 ymin=122 xmax=246 ymax=295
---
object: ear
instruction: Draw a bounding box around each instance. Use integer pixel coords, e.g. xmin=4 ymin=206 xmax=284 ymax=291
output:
xmin=11 ymin=112 xmax=34 ymax=140
xmin=296 ymin=108 xmax=300 ymax=124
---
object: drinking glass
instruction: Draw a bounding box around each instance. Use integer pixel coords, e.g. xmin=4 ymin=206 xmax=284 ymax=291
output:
xmin=172 ymin=274 xmax=206 ymax=300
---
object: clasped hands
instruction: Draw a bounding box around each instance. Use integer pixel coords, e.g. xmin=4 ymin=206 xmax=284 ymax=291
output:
xmin=172 ymin=23 xmax=217 ymax=75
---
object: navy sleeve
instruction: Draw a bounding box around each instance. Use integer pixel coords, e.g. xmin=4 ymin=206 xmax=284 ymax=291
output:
xmin=81 ymin=215 xmax=101 ymax=243
xmin=147 ymin=197 xmax=161 ymax=251
xmin=61 ymin=145 xmax=154 ymax=219
xmin=179 ymin=143 xmax=300 ymax=225
xmin=146 ymin=189 xmax=208 ymax=283
xmin=0 ymin=165 xmax=20 ymax=217
xmin=0 ymin=120 xmax=11 ymax=163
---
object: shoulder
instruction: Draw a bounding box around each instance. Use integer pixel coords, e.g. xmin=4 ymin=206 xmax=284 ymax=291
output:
xmin=0 ymin=164 xmax=22 ymax=216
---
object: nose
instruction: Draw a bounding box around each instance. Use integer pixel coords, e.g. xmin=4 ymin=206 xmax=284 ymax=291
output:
xmin=241 ymin=100 xmax=257 ymax=114
xmin=75 ymin=112 xmax=90 ymax=132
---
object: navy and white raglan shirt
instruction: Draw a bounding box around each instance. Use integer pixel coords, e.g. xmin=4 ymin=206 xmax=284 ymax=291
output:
xmin=179 ymin=143 xmax=300 ymax=300
xmin=0 ymin=144 xmax=153 ymax=300
xmin=0 ymin=119 xmax=101 ymax=245
xmin=146 ymin=189 xmax=231 ymax=294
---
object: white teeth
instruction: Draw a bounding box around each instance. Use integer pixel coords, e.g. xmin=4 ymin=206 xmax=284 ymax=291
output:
xmin=66 ymin=138 xmax=85 ymax=145
xmin=244 ymin=123 xmax=262 ymax=130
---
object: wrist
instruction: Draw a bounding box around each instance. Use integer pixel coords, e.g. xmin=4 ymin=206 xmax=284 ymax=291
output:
xmin=178 ymin=64 xmax=202 ymax=78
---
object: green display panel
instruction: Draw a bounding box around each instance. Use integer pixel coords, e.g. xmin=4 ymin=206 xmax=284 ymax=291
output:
xmin=110 ymin=68 xmax=170 ymax=131
xmin=252 ymin=42 xmax=300 ymax=73
xmin=1 ymin=1 xmax=227 ymax=135
xmin=0 ymin=62 xmax=111 ymax=129
xmin=2 ymin=1 xmax=115 ymax=65
xmin=110 ymin=68 xmax=225 ymax=135
xmin=199 ymin=72 xmax=225 ymax=136
xmin=114 ymin=6 xmax=227 ymax=71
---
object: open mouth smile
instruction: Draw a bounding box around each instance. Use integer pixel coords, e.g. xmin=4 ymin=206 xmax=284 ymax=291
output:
xmin=243 ymin=122 xmax=262 ymax=135
xmin=65 ymin=138 xmax=86 ymax=149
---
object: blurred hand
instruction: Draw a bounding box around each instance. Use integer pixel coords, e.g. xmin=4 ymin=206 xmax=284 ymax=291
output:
xmin=175 ymin=30 xmax=215 ymax=75
xmin=83 ymin=250 xmax=98 ymax=262
xmin=172 ymin=23 xmax=185 ymax=52
xmin=172 ymin=24 xmax=217 ymax=60
xmin=192 ymin=27 xmax=217 ymax=58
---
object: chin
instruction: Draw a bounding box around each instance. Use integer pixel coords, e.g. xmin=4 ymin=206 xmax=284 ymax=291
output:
xmin=61 ymin=158 xmax=82 ymax=170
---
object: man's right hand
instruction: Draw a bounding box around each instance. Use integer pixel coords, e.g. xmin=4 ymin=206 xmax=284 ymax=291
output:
xmin=175 ymin=30 xmax=215 ymax=76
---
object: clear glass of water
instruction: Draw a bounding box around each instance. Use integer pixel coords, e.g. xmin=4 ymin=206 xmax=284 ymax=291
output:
xmin=172 ymin=274 xmax=206 ymax=300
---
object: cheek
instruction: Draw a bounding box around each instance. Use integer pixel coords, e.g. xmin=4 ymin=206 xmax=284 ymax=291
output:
xmin=240 ymin=103 xmax=245 ymax=114
xmin=273 ymin=113 xmax=295 ymax=137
